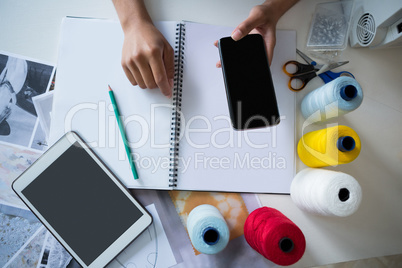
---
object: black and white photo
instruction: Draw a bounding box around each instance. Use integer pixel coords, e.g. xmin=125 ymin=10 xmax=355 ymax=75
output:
xmin=0 ymin=52 xmax=55 ymax=149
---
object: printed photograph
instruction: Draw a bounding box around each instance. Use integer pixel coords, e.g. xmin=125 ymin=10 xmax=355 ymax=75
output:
xmin=0 ymin=53 xmax=55 ymax=149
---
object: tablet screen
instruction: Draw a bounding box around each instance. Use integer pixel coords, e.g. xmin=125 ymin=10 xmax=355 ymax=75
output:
xmin=21 ymin=142 xmax=143 ymax=266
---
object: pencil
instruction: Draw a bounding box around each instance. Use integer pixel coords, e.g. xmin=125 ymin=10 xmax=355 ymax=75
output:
xmin=108 ymin=85 xmax=139 ymax=180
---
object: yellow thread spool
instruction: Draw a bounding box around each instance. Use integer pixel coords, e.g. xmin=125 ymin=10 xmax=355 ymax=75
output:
xmin=297 ymin=125 xmax=361 ymax=167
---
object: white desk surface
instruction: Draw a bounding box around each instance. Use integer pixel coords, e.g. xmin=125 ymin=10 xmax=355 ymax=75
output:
xmin=1 ymin=0 xmax=402 ymax=267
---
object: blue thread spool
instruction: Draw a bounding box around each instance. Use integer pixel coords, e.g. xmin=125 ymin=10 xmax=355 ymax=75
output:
xmin=337 ymin=136 xmax=356 ymax=152
xmin=300 ymin=77 xmax=363 ymax=122
xmin=187 ymin=204 xmax=230 ymax=254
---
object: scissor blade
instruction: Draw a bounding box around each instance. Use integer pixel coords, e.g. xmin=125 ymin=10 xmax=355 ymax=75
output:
xmin=296 ymin=49 xmax=315 ymax=65
xmin=316 ymin=61 xmax=349 ymax=75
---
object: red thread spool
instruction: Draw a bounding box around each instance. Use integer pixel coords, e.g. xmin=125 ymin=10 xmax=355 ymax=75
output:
xmin=244 ymin=207 xmax=306 ymax=266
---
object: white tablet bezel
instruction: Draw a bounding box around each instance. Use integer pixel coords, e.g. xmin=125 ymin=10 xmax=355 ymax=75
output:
xmin=12 ymin=131 xmax=152 ymax=268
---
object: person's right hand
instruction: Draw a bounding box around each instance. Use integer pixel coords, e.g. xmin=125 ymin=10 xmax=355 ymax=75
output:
xmin=214 ymin=0 xmax=299 ymax=67
xmin=121 ymin=21 xmax=175 ymax=98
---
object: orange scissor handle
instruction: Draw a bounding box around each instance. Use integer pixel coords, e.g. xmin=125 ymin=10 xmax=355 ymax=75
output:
xmin=283 ymin=61 xmax=317 ymax=91
xmin=288 ymin=76 xmax=307 ymax=91
xmin=288 ymin=72 xmax=317 ymax=91
xmin=283 ymin=60 xmax=316 ymax=76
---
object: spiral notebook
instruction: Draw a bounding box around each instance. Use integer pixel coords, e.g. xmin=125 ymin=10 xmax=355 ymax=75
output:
xmin=50 ymin=17 xmax=296 ymax=193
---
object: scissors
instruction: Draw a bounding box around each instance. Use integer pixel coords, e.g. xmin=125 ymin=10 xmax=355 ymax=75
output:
xmin=283 ymin=49 xmax=355 ymax=91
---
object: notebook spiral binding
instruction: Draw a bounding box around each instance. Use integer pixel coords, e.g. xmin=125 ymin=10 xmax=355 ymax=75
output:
xmin=169 ymin=23 xmax=185 ymax=187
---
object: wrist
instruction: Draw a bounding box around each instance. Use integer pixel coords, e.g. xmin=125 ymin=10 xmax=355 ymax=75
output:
xmin=262 ymin=0 xmax=298 ymax=21
xmin=121 ymin=15 xmax=153 ymax=34
xmin=113 ymin=0 xmax=154 ymax=33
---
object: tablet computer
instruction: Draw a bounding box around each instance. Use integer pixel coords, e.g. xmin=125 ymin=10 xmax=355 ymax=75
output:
xmin=13 ymin=131 xmax=152 ymax=268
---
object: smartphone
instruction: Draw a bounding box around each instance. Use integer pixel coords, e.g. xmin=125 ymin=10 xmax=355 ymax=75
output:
xmin=219 ymin=34 xmax=280 ymax=130
xmin=13 ymin=131 xmax=152 ymax=268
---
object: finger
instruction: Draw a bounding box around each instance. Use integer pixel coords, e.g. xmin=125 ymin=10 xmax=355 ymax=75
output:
xmin=132 ymin=47 xmax=162 ymax=89
xmin=231 ymin=21 xmax=258 ymax=41
xmin=232 ymin=6 xmax=265 ymax=41
xmin=138 ymin=62 xmax=158 ymax=89
xmin=127 ymin=60 xmax=147 ymax=89
xmin=263 ymin=30 xmax=276 ymax=65
xmin=213 ymin=41 xmax=222 ymax=68
xmin=163 ymin=43 xmax=175 ymax=95
xmin=151 ymin=55 xmax=172 ymax=98
xmin=122 ymin=64 xmax=137 ymax=86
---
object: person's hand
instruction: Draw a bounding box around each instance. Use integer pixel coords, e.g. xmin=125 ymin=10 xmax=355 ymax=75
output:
xmin=121 ymin=21 xmax=175 ymax=98
xmin=215 ymin=0 xmax=298 ymax=67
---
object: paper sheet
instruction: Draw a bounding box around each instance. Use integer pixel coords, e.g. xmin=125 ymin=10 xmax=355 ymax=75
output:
xmin=107 ymin=204 xmax=177 ymax=268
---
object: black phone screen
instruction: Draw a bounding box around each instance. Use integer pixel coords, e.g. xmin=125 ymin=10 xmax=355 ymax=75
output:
xmin=219 ymin=34 xmax=280 ymax=130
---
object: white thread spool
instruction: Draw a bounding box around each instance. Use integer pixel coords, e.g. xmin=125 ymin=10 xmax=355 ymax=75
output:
xmin=290 ymin=168 xmax=362 ymax=217
xmin=301 ymin=76 xmax=363 ymax=122
xmin=187 ymin=204 xmax=230 ymax=254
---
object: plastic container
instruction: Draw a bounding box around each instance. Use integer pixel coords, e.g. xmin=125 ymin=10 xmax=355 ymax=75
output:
xmin=306 ymin=1 xmax=354 ymax=51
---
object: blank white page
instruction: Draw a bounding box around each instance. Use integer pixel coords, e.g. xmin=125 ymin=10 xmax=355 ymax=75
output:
xmin=50 ymin=18 xmax=179 ymax=189
xmin=177 ymin=22 xmax=296 ymax=193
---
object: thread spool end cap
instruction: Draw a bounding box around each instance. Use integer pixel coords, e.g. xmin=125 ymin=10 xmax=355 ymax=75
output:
xmin=338 ymin=188 xmax=350 ymax=202
xmin=337 ymin=136 xmax=356 ymax=152
xmin=340 ymin=85 xmax=358 ymax=101
xmin=279 ymin=237 xmax=294 ymax=253
xmin=203 ymin=227 xmax=220 ymax=245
